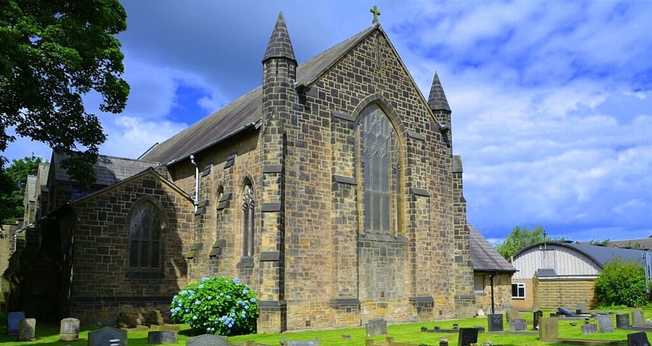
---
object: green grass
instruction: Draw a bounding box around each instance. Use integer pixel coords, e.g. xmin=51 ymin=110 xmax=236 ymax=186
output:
xmin=0 ymin=310 xmax=647 ymax=346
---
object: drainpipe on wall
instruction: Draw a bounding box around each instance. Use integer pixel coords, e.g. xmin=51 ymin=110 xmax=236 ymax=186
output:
xmin=190 ymin=154 xmax=199 ymax=213
xmin=490 ymin=272 xmax=496 ymax=314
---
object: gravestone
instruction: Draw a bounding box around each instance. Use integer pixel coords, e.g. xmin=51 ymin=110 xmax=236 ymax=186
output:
xmin=365 ymin=318 xmax=387 ymax=336
xmin=539 ymin=317 xmax=559 ymax=342
xmin=507 ymin=309 xmax=522 ymax=321
xmin=148 ymin=331 xmax=178 ymax=344
xmin=558 ymin=307 xmax=574 ymax=316
xmin=533 ymin=310 xmax=543 ymax=330
xmin=457 ymin=328 xmax=478 ymax=346
xmin=18 ymin=318 xmax=36 ymax=341
xmin=7 ymin=311 xmax=25 ymax=335
xmin=88 ymin=326 xmax=128 ymax=346
xmin=596 ymin=315 xmax=615 ymax=333
xmin=576 ymin=303 xmax=587 ymax=314
xmin=487 ymin=314 xmax=503 ymax=332
xmin=581 ymin=324 xmax=598 ymax=334
xmin=186 ymin=334 xmax=228 ymax=346
xmin=617 ymin=313 xmax=631 ymax=329
xmin=146 ymin=310 xmax=164 ymax=326
xmin=60 ymin=317 xmax=80 ymax=341
xmin=632 ymin=310 xmax=645 ymax=326
xmin=627 ymin=331 xmax=651 ymax=346
xmin=509 ymin=319 xmax=527 ymax=332
xmin=279 ymin=339 xmax=321 ymax=346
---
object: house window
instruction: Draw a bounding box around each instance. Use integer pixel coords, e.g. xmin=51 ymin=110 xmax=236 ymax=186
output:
xmin=358 ymin=104 xmax=399 ymax=235
xmin=512 ymin=283 xmax=526 ymax=299
xmin=474 ymin=275 xmax=485 ymax=293
xmin=242 ymin=182 xmax=254 ymax=257
xmin=129 ymin=201 xmax=163 ymax=269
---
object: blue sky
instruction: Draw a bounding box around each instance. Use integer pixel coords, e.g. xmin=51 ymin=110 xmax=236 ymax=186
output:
xmin=5 ymin=1 xmax=652 ymax=243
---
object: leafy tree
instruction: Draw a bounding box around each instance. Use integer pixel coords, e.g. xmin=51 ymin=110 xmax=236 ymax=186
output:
xmin=495 ymin=225 xmax=564 ymax=259
xmin=0 ymin=155 xmax=43 ymax=225
xmin=590 ymin=239 xmax=611 ymax=247
xmin=0 ymin=0 xmax=129 ymax=188
xmin=594 ymin=257 xmax=647 ymax=308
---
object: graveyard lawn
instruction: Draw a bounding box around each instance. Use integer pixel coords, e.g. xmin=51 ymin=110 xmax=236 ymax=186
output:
xmin=0 ymin=311 xmax=646 ymax=346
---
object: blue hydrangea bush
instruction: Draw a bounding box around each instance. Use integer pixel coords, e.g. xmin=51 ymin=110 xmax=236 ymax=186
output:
xmin=170 ymin=276 xmax=258 ymax=335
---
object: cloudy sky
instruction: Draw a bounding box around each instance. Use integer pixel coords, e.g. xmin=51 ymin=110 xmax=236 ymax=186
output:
xmin=5 ymin=1 xmax=652 ymax=243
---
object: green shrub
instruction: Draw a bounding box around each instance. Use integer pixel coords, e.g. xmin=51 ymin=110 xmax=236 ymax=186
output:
xmin=170 ymin=276 xmax=258 ymax=336
xmin=594 ymin=257 xmax=647 ymax=308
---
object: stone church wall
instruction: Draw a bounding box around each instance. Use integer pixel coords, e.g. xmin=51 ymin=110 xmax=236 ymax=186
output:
xmin=65 ymin=173 xmax=194 ymax=324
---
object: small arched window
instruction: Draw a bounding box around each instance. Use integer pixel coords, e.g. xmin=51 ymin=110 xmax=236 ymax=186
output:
xmin=129 ymin=201 xmax=163 ymax=269
xmin=242 ymin=181 xmax=255 ymax=257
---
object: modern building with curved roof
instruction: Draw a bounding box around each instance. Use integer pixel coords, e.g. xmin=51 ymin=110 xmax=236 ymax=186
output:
xmin=510 ymin=241 xmax=646 ymax=311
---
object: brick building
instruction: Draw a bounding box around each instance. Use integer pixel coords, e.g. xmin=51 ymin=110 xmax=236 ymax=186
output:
xmin=6 ymin=12 xmax=513 ymax=332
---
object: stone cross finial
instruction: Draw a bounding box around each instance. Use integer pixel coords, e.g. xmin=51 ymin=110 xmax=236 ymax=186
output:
xmin=370 ymin=5 xmax=381 ymax=24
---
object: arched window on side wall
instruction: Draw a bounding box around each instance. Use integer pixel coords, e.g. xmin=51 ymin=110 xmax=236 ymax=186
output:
xmin=129 ymin=200 xmax=163 ymax=269
xmin=242 ymin=180 xmax=255 ymax=257
xmin=358 ymin=103 xmax=399 ymax=235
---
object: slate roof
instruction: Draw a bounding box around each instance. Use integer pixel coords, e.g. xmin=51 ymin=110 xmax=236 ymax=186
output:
xmin=468 ymin=223 xmax=516 ymax=272
xmin=141 ymin=23 xmax=378 ymax=164
xmin=515 ymin=241 xmax=647 ymax=268
xmin=52 ymin=152 xmax=158 ymax=186
xmin=428 ymin=72 xmax=451 ymax=112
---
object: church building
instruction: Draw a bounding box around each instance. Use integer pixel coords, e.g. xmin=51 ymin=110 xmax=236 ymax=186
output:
xmin=5 ymin=11 xmax=515 ymax=332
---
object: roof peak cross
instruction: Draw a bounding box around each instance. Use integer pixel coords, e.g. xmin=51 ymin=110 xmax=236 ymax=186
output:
xmin=370 ymin=5 xmax=381 ymax=24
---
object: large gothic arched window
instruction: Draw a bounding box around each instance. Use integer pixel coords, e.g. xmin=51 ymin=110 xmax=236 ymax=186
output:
xmin=129 ymin=200 xmax=163 ymax=269
xmin=358 ymin=104 xmax=399 ymax=235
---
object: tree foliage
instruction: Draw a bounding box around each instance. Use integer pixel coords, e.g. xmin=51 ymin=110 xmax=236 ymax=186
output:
xmin=0 ymin=155 xmax=43 ymax=225
xmin=0 ymin=0 xmax=129 ymax=188
xmin=594 ymin=257 xmax=647 ymax=308
xmin=495 ymin=225 xmax=564 ymax=259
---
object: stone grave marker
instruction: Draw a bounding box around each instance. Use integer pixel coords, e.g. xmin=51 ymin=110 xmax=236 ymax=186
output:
xmin=487 ymin=314 xmax=503 ymax=332
xmin=146 ymin=310 xmax=164 ymax=326
xmin=18 ymin=318 xmax=36 ymax=341
xmin=576 ymin=303 xmax=587 ymax=314
xmin=186 ymin=334 xmax=227 ymax=346
xmin=507 ymin=309 xmax=522 ymax=321
xmin=539 ymin=317 xmax=559 ymax=342
xmin=627 ymin=331 xmax=651 ymax=346
xmin=457 ymin=328 xmax=478 ymax=346
xmin=365 ymin=318 xmax=387 ymax=336
xmin=60 ymin=317 xmax=80 ymax=341
xmin=7 ymin=311 xmax=25 ymax=335
xmin=532 ymin=310 xmax=543 ymax=330
xmin=88 ymin=326 xmax=128 ymax=346
xmin=581 ymin=324 xmax=597 ymax=334
xmin=558 ymin=307 xmax=574 ymax=316
xmin=633 ymin=310 xmax=645 ymax=326
xmin=509 ymin=319 xmax=527 ymax=332
xmin=596 ymin=315 xmax=615 ymax=333
xmin=148 ymin=331 xmax=178 ymax=344
xmin=617 ymin=313 xmax=631 ymax=329
xmin=279 ymin=339 xmax=321 ymax=346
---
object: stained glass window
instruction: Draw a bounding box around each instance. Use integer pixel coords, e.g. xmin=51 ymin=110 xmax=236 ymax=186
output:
xmin=129 ymin=201 xmax=162 ymax=268
xmin=242 ymin=182 xmax=255 ymax=257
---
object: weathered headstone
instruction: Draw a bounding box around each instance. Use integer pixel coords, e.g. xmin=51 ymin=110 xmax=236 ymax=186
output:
xmin=146 ymin=310 xmax=164 ymax=326
xmin=18 ymin=318 xmax=36 ymax=341
xmin=60 ymin=317 xmax=80 ymax=341
xmin=576 ymin=303 xmax=587 ymax=314
xmin=509 ymin=319 xmax=527 ymax=332
xmin=539 ymin=317 xmax=559 ymax=342
xmin=487 ymin=314 xmax=503 ymax=332
xmin=186 ymin=334 xmax=227 ymax=346
xmin=633 ymin=310 xmax=645 ymax=326
xmin=507 ymin=309 xmax=522 ymax=321
xmin=457 ymin=328 xmax=478 ymax=346
xmin=533 ymin=310 xmax=543 ymax=330
xmin=148 ymin=331 xmax=178 ymax=344
xmin=627 ymin=331 xmax=651 ymax=346
xmin=617 ymin=313 xmax=631 ymax=329
xmin=365 ymin=318 xmax=387 ymax=336
xmin=581 ymin=324 xmax=598 ymax=334
xmin=596 ymin=315 xmax=615 ymax=333
xmin=279 ymin=339 xmax=321 ymax=346
xmin=88 ymin=326 xmax=128 ymax=346
xmin=116 ymin=312 xmax=142 ymax=328
xmin=7 ymin=311 xmax=25 ymax=335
